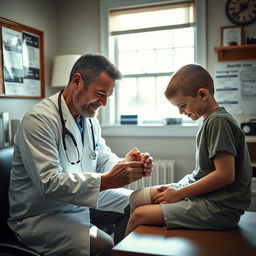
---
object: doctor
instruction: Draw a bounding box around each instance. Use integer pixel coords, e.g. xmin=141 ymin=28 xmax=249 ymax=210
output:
xmin=8 ymin=54 xmax=153 ymax=256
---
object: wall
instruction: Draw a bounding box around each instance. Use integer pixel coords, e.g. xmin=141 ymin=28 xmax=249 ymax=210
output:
xmin=56 ymin=0 xmax=100 ymax=54
xmin=0 ymin=0 xmax=100 ymax=120
xmin=103 ymin=136 xmax=196 ymax=181
xmin=0 ymin=0 xmax=59 ymax=119
xmin=207 ymin=0 xmax=256 ymax=124
xmin=0 ymin=0 xmax=255 ymax=190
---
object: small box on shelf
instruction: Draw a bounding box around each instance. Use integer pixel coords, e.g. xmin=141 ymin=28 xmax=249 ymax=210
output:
xmin=120 ymin=115 xmax=138 ymax=125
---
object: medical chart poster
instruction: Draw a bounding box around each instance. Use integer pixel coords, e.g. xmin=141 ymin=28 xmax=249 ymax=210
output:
xmin=214 ymin=61 xmax=256 ymax=114
xmin=1 ymin=27 xmax=40 ymax=96
xmin=2 ymin=27 xmax=24 ymax=96
xmin=22 ymin=32 xmax=41 ymax=96
xmin=0 ymin=17 xmax=45 ymax=98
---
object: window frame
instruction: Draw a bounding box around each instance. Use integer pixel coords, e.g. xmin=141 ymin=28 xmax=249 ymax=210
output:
xmin=100 ymin=0 xmax=206 ymax=137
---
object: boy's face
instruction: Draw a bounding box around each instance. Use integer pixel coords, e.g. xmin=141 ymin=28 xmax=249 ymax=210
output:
xmin=169 ymin=91 xmax=207 ymax=121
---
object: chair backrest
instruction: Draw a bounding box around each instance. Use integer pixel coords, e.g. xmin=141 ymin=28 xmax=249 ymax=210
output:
xmin=0 ymin=146 xmax=16 ymax=241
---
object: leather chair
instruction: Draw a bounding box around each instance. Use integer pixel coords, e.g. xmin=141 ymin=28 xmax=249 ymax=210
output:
xmin=0 ymin=146 xmax=41 ymax=256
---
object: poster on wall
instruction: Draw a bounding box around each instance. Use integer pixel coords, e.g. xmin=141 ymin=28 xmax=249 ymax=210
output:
xmin=2 ymin=27 xmax=24 ymax=95
xmin=22 ymin=32 xmax=41 ymax=96
xmin=2 ymin=28 xmax=41 ymax=96
xmin=214 ymin=60 xmax=256 ymax=114
xmin=0 ymin=17 xmax=45 ymax=98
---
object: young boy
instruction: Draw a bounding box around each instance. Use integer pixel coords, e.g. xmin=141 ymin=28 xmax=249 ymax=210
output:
xmin=125 ymin=64 xmax=252 ymax=236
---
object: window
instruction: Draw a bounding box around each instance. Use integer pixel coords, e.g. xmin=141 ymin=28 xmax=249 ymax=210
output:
xmin=100 ymin=0 xmax=206 ymax=129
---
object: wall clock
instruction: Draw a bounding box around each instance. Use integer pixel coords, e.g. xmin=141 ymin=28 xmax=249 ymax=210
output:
xmin=225 ymin=0 xmax=256 ymax=26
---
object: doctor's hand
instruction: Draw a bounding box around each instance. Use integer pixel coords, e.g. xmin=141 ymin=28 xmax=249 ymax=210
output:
xmin=124 ymin=147 xmax=143 ymax=162
xmin=124 ymin=148 xmax=153 ymax=177
xmin=100 ymin=161 xmax=144 ymax=191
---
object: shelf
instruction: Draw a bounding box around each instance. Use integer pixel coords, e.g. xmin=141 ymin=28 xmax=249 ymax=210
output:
xmin=246 ymin=137 xmax=256 ymax=167
xmin=214 ymin=44 xmax=256 ymax=61
xmin=245 ymin=136 xmax=256 ymax=143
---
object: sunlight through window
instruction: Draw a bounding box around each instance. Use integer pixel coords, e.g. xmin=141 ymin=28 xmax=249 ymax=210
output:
xmin=107 ymin=1 xmax=197 ymax=124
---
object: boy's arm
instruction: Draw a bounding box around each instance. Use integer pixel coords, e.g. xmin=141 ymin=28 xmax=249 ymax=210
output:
xmin=153 ymin=151 xmax=235 ymax=204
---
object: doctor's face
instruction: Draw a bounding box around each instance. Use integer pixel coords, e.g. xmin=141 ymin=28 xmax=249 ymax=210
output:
xmin=72 ymin=72 xmax=115 ymax=118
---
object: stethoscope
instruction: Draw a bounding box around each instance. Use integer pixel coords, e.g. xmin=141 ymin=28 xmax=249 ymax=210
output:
xmin=58 ymin=90 xmax=97 ymax=165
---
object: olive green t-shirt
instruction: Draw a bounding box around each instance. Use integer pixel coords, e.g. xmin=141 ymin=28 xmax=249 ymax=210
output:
xmin=188 ymin=107 xmax=251 ymax=211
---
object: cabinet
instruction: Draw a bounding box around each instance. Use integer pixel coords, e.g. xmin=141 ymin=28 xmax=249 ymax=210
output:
xmin=246 ymin=136 xmax=256 ymax=211
xmin=246 ymin=136 xmax=256 ymax=169
xmin=214 ymin=44 xmax=256 ymax=61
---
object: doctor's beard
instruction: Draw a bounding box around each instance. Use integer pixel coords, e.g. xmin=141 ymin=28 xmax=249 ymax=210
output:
xmin=74 ymin=102 xmax=99 ymax=118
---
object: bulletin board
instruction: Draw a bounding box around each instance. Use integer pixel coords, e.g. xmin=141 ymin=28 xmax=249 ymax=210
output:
xmin=215 ymin=60 xmax=256 ymax=114
xmin=0 ymin=17 xmax=45 ymax=98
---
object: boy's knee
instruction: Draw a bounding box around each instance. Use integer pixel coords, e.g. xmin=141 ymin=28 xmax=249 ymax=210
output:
xmin=128 ymin=206 xmax=147 ymax=226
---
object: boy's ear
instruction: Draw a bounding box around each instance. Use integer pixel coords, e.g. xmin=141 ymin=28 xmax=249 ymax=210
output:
xmin=197 ymin=88 xmax=208 ymax=100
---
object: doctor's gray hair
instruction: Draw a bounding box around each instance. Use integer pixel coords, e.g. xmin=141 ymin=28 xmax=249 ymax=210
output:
xmin=68 ymin=54 xmax=122 ymax=87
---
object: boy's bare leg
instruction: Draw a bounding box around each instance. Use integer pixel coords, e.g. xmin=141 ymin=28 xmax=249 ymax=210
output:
xmin=125 ymin=204 xmax=165 ymax=236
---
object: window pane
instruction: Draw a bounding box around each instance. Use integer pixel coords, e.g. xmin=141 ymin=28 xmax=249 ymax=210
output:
xmin=114 ymin=27 xmax=194 ymax=75
xmin=118 ymin=76 xmax=186 ymax=121
xmin=118 ymin=75 xmax=194 ymax=122
xmin=173 ymin=47 xmax=194 ymax=70
xmin=117 ymin=33 xmax=155 ymax=51
xmin=118 ymin=52 xmax=139 ymax=74
xmin=173 ymin=27 xmax=194 ymax=47
xmin=109 ymin=1 xmax=196 ymax=124
xmin=155 ymin=76 xmax=181 ymax=119
xmin=118 ymin=50 xmax=155 ymax=74
xmin=156 ymin=49 xmax=172 ymax=73
xmin=137 ymin=77 xmax=156 ymax=120
xmin=118 ymin=78 xmax=137 ymax=115
xmin=155 ymin=30 xmax=174 ymax=49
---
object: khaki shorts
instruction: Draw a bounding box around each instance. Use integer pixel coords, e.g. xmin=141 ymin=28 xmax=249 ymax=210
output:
xmin=160 ymin=197 xmax=242 ymax=230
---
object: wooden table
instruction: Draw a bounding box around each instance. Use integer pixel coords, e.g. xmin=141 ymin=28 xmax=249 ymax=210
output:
xmin=112 ymin=211 xmax=256 ymax=256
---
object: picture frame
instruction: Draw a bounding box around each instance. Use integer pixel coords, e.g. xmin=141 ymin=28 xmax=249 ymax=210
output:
xmin=221 ymin=26 xmax=244 ymax=47
xmin=0 ymin=17 xmax=45 ymax=98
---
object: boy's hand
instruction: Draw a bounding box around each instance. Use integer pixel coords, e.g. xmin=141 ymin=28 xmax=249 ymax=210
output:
xmin=157 ymin=185 xmax=169 ymax=192
xmin=152 ymin=187 xmax=182 ymax=204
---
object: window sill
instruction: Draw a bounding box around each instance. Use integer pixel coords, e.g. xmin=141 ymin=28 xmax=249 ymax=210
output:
xmin=101 ymin=124 xmax=199 ymax=137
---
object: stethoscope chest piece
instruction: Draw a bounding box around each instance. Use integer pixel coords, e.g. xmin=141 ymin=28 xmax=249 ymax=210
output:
xmin=89 ymin=151 xmax=97 ymax=160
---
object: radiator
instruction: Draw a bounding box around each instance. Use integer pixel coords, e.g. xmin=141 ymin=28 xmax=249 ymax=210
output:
xmin=128 ymin=159 xmax=175 ymax=190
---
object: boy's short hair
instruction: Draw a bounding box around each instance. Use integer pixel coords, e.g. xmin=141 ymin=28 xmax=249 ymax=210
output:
xmin=165 ymin=64 xmax=214 ymax=99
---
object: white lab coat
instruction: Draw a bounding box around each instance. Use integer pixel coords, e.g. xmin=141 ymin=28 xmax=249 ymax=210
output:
xmin=8 ymin=92 xmax=131 ymax=256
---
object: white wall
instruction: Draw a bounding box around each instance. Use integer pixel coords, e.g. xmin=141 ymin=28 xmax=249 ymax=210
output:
xmin=0 ymin=0 xmax=100 ymax=120
xmin=0 ymin=0 xmax=58 ymax=118
xmin=0 ymin=0 xmax=255 ymax=189
xmin=56 ymin=0 xmax=100 ymax=54
xmin=104 ymin=136 xmax=196 ymax=181
xmin=207 ymin=0 xmax=256 ymax=124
